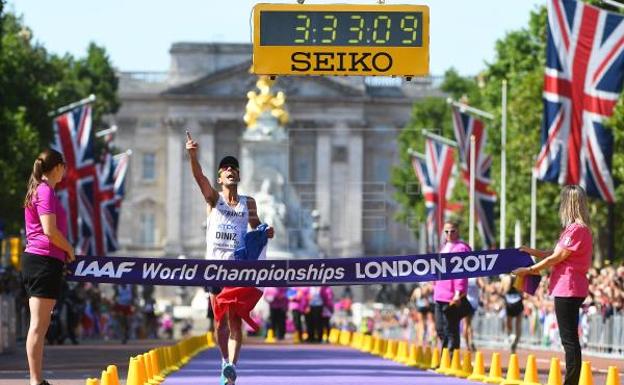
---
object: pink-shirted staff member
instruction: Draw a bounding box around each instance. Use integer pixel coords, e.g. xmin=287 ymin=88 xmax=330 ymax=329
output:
xmin=22 ymin=149 xmax=75 ymax=385
xmin=433 ymin=220 xmax=469 ymax=352
xmin=513 ymin=185 xmax=592 ymax=385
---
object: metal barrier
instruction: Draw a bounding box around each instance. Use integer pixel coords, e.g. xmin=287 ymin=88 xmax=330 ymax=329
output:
xmin=0 ymin=294 xmax=17 ymax=354
xmin=471 ymin=311 xmax=624 ymax=358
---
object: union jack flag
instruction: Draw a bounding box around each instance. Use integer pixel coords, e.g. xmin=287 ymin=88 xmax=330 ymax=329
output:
xmin=52 ymin=105 xmax=97 ymax=250
xmin=93 ymin=152 xmax=118 ymax=254
xmin=451 ymin=106 xmax=497 ymax=249
xmin=411 ymin=138 xmax=459 ymax=252
xmin=535 ymin=0 xmax=624 ymax=202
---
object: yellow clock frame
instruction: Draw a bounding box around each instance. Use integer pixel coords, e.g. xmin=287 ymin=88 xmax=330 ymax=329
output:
xmin=252 ymin=3 xmax=430 ymax=77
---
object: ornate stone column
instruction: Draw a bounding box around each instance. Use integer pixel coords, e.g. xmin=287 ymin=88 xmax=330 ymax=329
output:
xmin=346 ymin=128 xmax=364 ymax=256
xmin=315 ymin=131 xmax=332 ymax=255
xmin=164 ymin=117 xmax=186 ymax=255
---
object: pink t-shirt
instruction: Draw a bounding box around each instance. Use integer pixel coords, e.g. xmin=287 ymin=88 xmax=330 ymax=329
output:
xmin=433 ymin=240 xmax=470 ymax=302
xmin=549 ymin=223 xmax=592 ymax=298
xmin=24 ymin=182 xmax=68 ymax=262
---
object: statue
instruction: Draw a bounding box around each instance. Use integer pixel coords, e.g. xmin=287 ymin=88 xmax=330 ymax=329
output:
xmin=254 ymin=177 xmax=288 ymax=251
xmin=243 ymin=76 xmax=289 ymax=140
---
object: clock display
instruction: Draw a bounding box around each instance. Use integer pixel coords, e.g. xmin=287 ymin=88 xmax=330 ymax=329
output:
xmin=260 ymin=11 xmax=423 ymax=47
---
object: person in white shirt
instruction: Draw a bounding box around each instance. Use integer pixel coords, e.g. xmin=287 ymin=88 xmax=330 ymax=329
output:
xmin=186 ymin=132 xmax=274 ymax=385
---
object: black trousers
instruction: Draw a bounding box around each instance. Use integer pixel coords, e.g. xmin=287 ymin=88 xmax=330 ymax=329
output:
xmin=292 ymin=309 xmax=304 ymax=336
xmin=555 ymin=297 xmax=584 ymax=385
xmin=305 ymin=306 xmax=324 ymax=342
xmin=434 ymin=301 xmax=461 ymax=351
xmin=270 ymin=308 xmax=286 ymax=339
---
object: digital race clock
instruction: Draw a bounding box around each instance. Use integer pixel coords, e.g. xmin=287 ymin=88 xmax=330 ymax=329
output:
xmin=252 ymin=3 xmax=430 ymax=77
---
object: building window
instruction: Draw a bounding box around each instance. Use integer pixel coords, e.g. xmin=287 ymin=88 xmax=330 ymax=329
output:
xmin=140 ymin=212 xmax=156 ymax=246
xmin=332 ymin=145 xmax=348 ymax=163
xmin=142 ymin=153 xmax=156 ymax=181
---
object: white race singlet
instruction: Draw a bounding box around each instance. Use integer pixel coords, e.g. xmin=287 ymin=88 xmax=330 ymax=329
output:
xmin=205 ymin=194 xmax=249 ymax=260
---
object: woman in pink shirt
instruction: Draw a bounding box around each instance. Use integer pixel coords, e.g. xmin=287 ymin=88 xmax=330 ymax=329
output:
xmin=22 ymin=149 xmax=75 ymax=385
xmin=513 ymin=185 xmax=592 ymax=385
xmin=434 ymin=220 xmax=470 ymax=352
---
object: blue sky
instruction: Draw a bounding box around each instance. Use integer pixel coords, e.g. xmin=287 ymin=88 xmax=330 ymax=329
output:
xmin=8 ymin=0 xmax=545 ymax=75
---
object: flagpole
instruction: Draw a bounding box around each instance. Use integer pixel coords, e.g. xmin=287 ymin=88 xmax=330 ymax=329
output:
xmin=95 ymin=125 xmax=117 ymax=138
xmin=48 ymin=94 xmax=96 ymax=117
xmin=469 ymin=135 xmax=476 ymax=249
xmin=602 ymin=0 xmax=624 ymax=10
xmin=113 ymin=149 xmax=133 ymax=160
xmin=500 ymin=80 xmax=508 ymax=249
xmin=421 ymin=129 xmax=458 ymax=148
xmin=530 ymin=168 xmax=537 ymax=249
xmin=446 ymin=98 xmax=495 ymax=120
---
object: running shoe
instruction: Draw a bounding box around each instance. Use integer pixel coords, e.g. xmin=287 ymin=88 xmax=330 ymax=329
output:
xmin=222 ymin=363 xmax=237 ymax=385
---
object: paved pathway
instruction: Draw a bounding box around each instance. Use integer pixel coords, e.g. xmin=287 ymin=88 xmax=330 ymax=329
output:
xmin=163 ymin=343 xmax=476 ymax=385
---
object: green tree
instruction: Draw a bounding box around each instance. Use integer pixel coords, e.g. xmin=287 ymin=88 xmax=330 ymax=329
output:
xmin=0 ymin=10 xmax=119 ymax=234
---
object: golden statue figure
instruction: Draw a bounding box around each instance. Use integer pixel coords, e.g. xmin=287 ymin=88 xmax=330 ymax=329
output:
xmin=244 ymin=75 xmax=289 ymax=129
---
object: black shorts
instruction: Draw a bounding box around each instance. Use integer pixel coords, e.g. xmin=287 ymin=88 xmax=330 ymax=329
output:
xmin=506 ymin=301 xmax=524 ymax=317
xmin=21 ymin=252 xmax=65 ymax=299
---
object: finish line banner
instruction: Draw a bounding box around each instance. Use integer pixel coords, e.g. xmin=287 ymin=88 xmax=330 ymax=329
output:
xmin=66 ymin=248 xmax=532 ymax=287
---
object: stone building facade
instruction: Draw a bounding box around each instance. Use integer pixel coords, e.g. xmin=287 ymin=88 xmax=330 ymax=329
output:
xmin=112 ymin=42 xmax=443 ymax=260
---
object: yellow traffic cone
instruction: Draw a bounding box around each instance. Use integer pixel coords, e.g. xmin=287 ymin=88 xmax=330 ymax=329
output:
xmin=106 ymin=365 xmax=120 ymax=385
xmin=100 ymin=370 xmax=111 ymax=385
xmin=447 ymin=349 xmax=462 ymax=376
xmin=126 ymin=357 xmax=141 ymax=385
xmin=328 ymin=329 xmax=339 ymax=344
xmin=265 ymin=328 xmax=276 ymax=344
xmin=406 ymin=344 xmax=420 ymax=367
xmin=468 ymin=351 xmax=487 ymax=382
xmin=546 ymin=358 xmax=562 ymax=385
xmin=361 ymin=335 xmax=373 ymax=353
xmin=430 ymin=347 xmax=441 ymax=369
xmin=143 ymin=352 xmax=156 ymax=384
xmin=137 ymin=354 xmax=149 ymax=385
xmin=384 ymin=340 xmax=398 ymax=360
xmin=502 ymin=353 xmax=522 ymax=385
xmin=521 ymin=355 xmax=541 ymax=385
xmin=435 ymin=348 xmax=451 ymax=374
xmin=150 ymin=349 xmax=165 ymax=383
xmin=421 ymin=345 xmax=432 ymax=369
xmin=578 ymin=361 xmax=594 ymax=385
xmin=458 ymin=350 xmax=472 ymax=378
xmin=351 ymin=333 xmax=362 ymax=349
xmin=484 ymin=352 xmax=504 ymax=384
xmin=395 ymin=341 xmax=409 ymax=364
xmin=606 ymin=366 xmax=621 ymax=385
xmin=340 ymin=330 xmax=352 ymax=346
xmin=86 ymin=378 xmax=99 ymax=385
xmin=206 ymin=331 xmax=216 ymax=348
xmin=371 ymin=337 xmax=382 ymax=355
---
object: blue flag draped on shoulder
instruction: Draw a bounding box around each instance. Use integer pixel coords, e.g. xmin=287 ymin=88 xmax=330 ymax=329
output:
xmin=67 ymin=248 xmax=533 ymax=287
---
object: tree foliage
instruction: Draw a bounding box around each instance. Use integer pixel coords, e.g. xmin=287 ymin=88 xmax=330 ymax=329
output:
xmin=393 ymin=4 xmax=624 ymax=262
xmin=0 ymin=10 xmax=119 ymax=234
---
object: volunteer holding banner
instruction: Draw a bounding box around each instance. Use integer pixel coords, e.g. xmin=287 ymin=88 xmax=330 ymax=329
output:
xmin=513 ymin=185 xmax=592 ymax=385
xmin=186 ymin=131 xmax=274 ymax=385
xmin=434 ymin=220 xmax=470 ymax=353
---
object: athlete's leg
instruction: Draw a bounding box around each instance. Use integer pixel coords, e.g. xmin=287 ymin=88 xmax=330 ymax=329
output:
xmin=210 ymin=293 xmax=230 ymax=361
xmin=228 ymin=311 xmax=243 ymax=364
